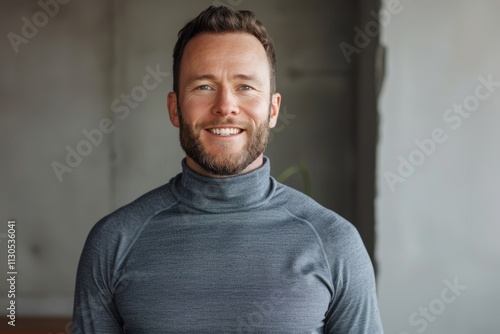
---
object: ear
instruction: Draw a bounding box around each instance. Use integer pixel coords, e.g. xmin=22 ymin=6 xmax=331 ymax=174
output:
xmin=167 ymin=92 xmax=180 ymax=128
xmin=268 ymin=92 xmax=281 ymax=128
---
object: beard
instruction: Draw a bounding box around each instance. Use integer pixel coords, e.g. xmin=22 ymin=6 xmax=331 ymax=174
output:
xmin=178 ymin=108 xmax=271 ymax=177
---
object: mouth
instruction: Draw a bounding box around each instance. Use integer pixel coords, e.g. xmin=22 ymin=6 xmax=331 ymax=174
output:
xmin=206 ymin=127 xmax=244 ymax=136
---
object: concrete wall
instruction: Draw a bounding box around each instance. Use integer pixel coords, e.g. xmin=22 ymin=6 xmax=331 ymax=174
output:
xmin=376 ymin=0 xmax=500 ymax=333
xmin=1 ymin=0 xmax=114 ymax=316
xmin=0 ymin=0 xmax=358 ymax=316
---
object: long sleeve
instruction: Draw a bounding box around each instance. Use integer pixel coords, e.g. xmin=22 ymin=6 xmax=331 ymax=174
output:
xmin=72 ymin=221 xmax=124 ymax=333
xmin=70 ymin=160 xmax=384 ymax=333
xmin=323 ymin=221 xmax=384 ymax=333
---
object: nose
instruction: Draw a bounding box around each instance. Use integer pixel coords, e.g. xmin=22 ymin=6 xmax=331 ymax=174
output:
xmin=212 ymin=87 xmax=239 ymax=116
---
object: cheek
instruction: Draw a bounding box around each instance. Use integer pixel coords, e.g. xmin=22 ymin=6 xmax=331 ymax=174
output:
xmin=239 ymin=97 xmax=270 ymax=119
xmin=180 ymin=98 xmax=209 ymax=122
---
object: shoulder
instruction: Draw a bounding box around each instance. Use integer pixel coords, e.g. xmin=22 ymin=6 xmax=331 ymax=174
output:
xmin=270 ymin=180 xmax=357 ymax=238
xmin=83 ymin=177 xmax=180 ymax=259
xmin=270 ymin=180 xmax=368 ymax=270
xmin=74 ymin=176 xmax=183 ymax=302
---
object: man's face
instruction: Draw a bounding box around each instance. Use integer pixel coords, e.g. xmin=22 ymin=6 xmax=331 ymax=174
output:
xmin=168 ymin=32 xmax=281 ymax=177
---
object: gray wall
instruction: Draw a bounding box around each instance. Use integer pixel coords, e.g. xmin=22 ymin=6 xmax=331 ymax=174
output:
xmin=0 ymin=0 xmax=358 ymax=316
xmin=377 ymin=0 xmax=500 ymax=333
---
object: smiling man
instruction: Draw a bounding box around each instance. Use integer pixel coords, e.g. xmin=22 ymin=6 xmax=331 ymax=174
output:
xmin=72 ymin=6 xmax=383 ymax=334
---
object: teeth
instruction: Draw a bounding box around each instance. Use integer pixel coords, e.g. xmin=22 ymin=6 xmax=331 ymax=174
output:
xmin=209 ymin=128 xmax=242 ymax=136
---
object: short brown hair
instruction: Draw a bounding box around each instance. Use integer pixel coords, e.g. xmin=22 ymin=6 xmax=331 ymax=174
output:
xmin=172 ymin=6 xmax=277 ymax=94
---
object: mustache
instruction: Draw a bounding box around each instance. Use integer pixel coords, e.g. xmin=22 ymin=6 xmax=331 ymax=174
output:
xmin=197 ymin=118 xmax=250 ymax=129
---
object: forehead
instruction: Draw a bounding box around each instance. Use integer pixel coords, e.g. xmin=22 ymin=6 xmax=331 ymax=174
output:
xmin=180 ymin=32 xmax=270 ymax=81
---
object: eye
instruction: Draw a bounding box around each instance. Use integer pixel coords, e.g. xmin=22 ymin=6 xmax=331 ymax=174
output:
xmin=239 ymin=85 xmax=253 ymax=91
xmin=197 ymin=85 xmax=212 ymax=90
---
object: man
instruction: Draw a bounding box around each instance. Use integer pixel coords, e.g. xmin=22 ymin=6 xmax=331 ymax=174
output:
xmin=72 ymin=6 xmax=383 ymax=333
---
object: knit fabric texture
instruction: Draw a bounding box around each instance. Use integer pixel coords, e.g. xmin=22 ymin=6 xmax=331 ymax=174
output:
xmin=72 ymin=158 xmax=383 ymax=333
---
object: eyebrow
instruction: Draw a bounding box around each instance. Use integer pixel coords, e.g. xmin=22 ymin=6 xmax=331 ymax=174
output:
xmin=186 ymin=74 xmax=216 ymax=84
xmin=185 ymin=73 xmax=263 ymax=86
xmin=233 ymin=74 xmax=262 ymax=84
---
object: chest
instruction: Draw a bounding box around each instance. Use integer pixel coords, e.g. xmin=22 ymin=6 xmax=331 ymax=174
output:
xmin=114 ymin=213 xmax=332 ymax=333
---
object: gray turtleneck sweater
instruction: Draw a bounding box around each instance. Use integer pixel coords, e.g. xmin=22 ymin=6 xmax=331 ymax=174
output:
xmin=72 ymin=158 xmax=383 ymax=333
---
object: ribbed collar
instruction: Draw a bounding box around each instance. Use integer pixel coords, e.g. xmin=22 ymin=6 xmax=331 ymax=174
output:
xmin=170 ymin=157 xmax=275 ymax=213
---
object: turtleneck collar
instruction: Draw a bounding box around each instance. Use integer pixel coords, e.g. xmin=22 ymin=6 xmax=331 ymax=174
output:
xmin=170 ymin=157 xmax=275 ymax=213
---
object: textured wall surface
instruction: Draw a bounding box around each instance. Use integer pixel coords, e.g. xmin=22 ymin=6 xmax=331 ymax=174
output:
xmin=1 ymin=0 xmax=114 ymax=316
xmin=376 ymin=0 xmax=500 ymax=333
xmin=0 ymin=0 xmax=358 ymax=316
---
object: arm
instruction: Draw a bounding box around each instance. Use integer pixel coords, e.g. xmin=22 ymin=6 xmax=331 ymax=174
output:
xmin=323 ymin=221 xmax=384 ymax=333
xmin=72 ymin=222 xmax=124 ymax=333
